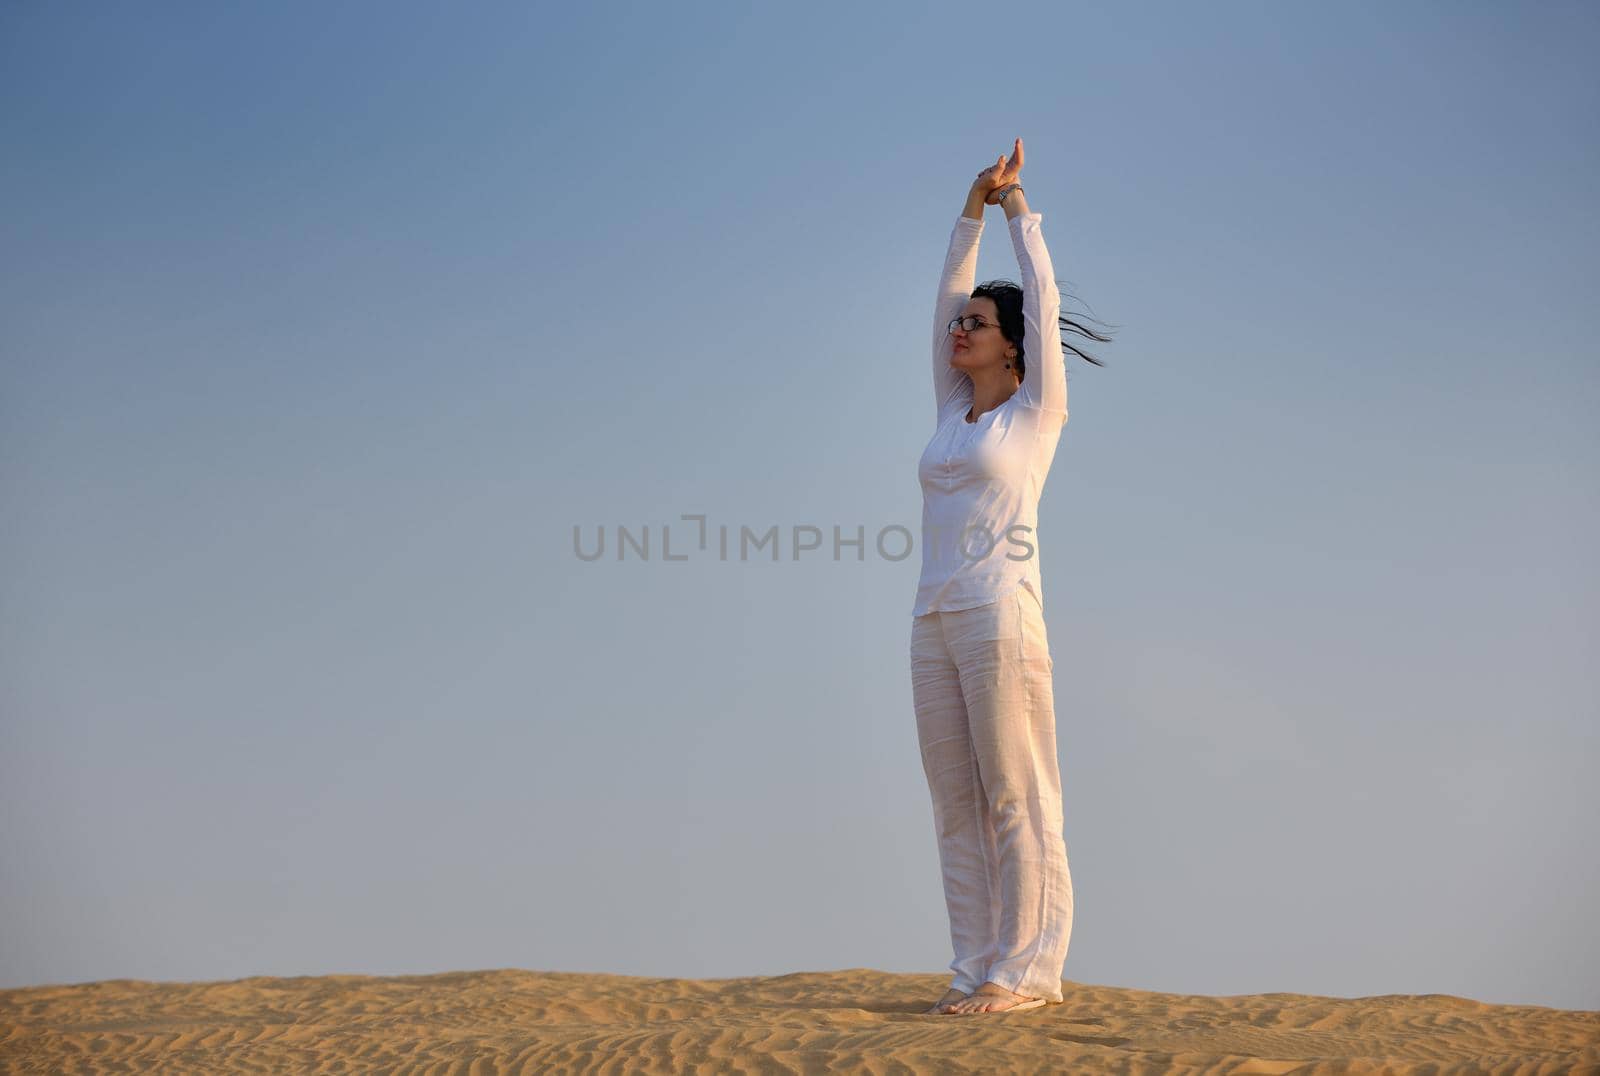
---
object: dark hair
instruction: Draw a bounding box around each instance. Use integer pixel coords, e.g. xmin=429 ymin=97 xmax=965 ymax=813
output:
xmin=970 ymin=279 xmax=1117 ymax=382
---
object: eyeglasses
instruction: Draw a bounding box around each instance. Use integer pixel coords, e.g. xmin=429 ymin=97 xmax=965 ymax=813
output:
xmin=947 ymin=315 xmax=997 ymax=335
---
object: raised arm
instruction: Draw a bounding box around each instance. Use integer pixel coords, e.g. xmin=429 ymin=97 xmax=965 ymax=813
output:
xmin=1002 ymin=188 xmax=1067 ymax=417
xmin=931 ymin=205 xmax=984 ymax=417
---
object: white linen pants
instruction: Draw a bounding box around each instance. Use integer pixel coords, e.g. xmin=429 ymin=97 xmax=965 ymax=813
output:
xmin=910 ymin=583 xmax=1073 ymax=1003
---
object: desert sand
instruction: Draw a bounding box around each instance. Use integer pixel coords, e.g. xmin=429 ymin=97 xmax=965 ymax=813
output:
xmin=2 ymin=968 xmax=1596 ymax=1073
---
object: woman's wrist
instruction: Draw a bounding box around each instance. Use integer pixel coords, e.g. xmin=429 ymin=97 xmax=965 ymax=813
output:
xmin=962 ymin=186 xmax=987 ymax=222
xmin=999 ymin=184 xmax=1030 ymax=220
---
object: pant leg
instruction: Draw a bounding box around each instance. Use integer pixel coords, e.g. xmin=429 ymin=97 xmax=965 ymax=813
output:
xmin=943 ymin=585 xmax=1073 ymax=1003
xmin=910 ymin=611 xmax=1002 ymax=995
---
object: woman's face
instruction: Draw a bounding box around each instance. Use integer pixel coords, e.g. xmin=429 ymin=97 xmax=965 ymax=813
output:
xmin=949 ymin=297 xmax=1014 ymax=376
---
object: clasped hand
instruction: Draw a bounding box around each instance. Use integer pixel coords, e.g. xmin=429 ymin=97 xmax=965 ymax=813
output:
xmin=972 ymin=137 xmax=1025 ymax=204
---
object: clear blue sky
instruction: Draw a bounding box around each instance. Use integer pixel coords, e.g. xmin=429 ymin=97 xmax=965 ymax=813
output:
xmin=3 ymin=1 xmax=1596 ymax=1010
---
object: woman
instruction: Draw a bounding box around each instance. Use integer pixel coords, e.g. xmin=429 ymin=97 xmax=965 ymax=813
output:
xmin=913 ymin=139 xmax=1109 ymax=1016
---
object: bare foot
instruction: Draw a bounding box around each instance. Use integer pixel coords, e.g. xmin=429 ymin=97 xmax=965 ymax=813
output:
xmin=947 ymin=981 xmax=1043 ymax=1014
xmin=924 ymin=987 xmax=969 ymax=1014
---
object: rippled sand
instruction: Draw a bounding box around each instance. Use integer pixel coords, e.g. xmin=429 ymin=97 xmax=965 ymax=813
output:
xmin=2 ymin=969 xmax=1596 ymax=1073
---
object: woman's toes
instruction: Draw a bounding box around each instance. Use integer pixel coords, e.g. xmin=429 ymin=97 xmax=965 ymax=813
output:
xmin=950 ymin=986 xmax=1038 ymax=1013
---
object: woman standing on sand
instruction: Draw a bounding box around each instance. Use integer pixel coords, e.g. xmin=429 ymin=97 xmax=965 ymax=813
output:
xmin=912 ymin=139 xmax=1110 ymax=1016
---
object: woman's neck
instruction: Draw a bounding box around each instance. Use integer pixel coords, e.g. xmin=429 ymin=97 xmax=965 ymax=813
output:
xmin=967 ymin=371 xmax=1019 ymax=421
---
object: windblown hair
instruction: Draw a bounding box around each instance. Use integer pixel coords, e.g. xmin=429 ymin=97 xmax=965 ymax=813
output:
xmin=969 ymin=279 xmax=1116 ymax=383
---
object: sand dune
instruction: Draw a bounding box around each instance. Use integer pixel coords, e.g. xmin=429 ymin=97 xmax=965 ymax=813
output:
xmin=2 ymin=968 xmax=1595 ymax=1073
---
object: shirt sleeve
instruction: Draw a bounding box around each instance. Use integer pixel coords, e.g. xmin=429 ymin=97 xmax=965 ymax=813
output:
xmin=1007 ymin=212 xmax=1068 ymax=419
xmin=931 ymin=215 xmax=984 ymax=418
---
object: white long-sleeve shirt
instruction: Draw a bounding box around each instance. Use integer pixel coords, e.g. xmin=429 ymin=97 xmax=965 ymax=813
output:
xmin=912 ymin=211 xmax=1068 ymax=617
